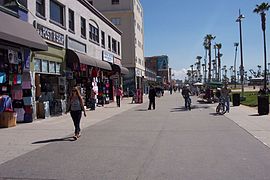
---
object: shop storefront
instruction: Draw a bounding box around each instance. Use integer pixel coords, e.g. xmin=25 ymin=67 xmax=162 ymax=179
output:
xmin=33 ymin=46 xmax=65 ymax=119
xmin=103 ymin=51 xmax=129 ymax=102
xmin=0 ymin=11 xmax=47 ymax=125
xmin=33 ymin=24 xmax=65 ymax=119
xmin=66 ymin=49 xmax=112 ymax=108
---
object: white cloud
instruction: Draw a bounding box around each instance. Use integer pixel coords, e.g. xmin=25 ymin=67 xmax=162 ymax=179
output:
xmin=172 ymin=69 xmax=187 ymax=80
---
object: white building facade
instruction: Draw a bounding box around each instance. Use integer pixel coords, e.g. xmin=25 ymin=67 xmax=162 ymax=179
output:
xmin=27 ymin=0 xmax=126 ymax=119
xmin=91 ymin=0 xmax=145 ymax=95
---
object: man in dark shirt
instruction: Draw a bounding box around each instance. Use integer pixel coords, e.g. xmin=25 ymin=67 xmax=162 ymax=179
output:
xmin=182 ymin=85 xmax=191 ymax=110
xmin=148 ymin=86 xmax=156 ymax=110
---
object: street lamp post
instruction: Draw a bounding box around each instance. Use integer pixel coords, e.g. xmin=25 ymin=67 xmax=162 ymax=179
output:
xmin=234 ymin=42 xmax=239 ymax=88
xmin=236 ymin=9 xmax=245 ymax=100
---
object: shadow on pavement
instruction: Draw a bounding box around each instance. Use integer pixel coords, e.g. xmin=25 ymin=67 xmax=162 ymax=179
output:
xmin=249 ymin=113 xmax=261 ymax=116
xmin=32 ymin=136 xmax=76 ymax=144
xmin=135 ymin=109 xmax=148 ymax=111
xmin=209 ymin=112 xmax=221 ymax=116
xmin=170 ymin=105 xmax=211 ymax=112
xmin=170 ymin=107 xmax=190 ymax=112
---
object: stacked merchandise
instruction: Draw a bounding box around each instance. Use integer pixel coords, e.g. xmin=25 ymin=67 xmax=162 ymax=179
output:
xmin=8 ymin=50 xmax=24 ymax=123
xmin=0 ymin=49 xmax=34 ymax=124
xmin=22 ymin=73 xmax=33 ymax=123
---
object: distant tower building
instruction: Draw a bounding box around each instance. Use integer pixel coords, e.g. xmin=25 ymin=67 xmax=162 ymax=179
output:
xmin=91 ymin=0 xmax=145 ymax=93
xmin=145 ymin=55 xmax=170 ymax=88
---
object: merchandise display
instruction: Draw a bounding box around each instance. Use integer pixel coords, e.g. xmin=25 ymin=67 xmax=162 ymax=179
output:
xmin=0 ymin=48 xmax=34 ymax=125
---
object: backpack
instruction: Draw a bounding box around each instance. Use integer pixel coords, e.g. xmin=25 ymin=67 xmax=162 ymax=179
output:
xmin=0 ymin=95 xmax=13 ymax=112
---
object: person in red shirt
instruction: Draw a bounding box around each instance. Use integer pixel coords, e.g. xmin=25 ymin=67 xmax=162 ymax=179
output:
xmin=116 ymin=86 xmax=123 ymax=107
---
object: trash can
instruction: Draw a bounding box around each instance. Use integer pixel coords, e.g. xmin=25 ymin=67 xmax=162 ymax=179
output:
xmin=232 ymin=93 xmax=240 ymax=106
xmin=258 ymin=95 xmax=269 ymax=115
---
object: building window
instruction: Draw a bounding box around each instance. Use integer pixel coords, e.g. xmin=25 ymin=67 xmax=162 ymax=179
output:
xmin=101 ymin=31 xmax=105 ymax=48
xmin=138 ymin=40 xmax=141 ymax=48
xmin=81 ymin=17 xmax=86 ymax=38
xmin=108 ymin=35 xmax=111 ymax=50
xmin=68 ymin=9 xmax=75 ymax=32
xmin=87 ymin=0 xmax=93 ymax=5
xmin=50 ymin=0 xmax=65 ymax=26
xmin=89 ymin=24 xmax=99 ymax=43
xmin=117 ymin=42 xmax=120 ymax=55
xmin=112 ymin=0 xmax=119 ymax=5
xmin=111 ymin=18 xmax=121 ymax=25
xmin=112 ymin=38 xmax=117 ymax=53
xmin=137 ymin=23 xmax=140 ymax=31
xmin=36 ymin=0 xmax=45 ymax=17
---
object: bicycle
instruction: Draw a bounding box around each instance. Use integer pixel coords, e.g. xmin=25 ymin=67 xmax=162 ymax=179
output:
xmin=216 ymin=97 xmax=227 ymax=115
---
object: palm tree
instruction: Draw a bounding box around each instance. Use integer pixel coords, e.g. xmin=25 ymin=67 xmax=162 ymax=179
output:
xmin=196 ymin=56 xmax=202 ymax=82
xmin=254 ymin=2 xmax=270 ymax=91
xmin=215 ymin=43 xmax=222 ymax=81
xmin=204 ymin=34 xmax=216 ymax=82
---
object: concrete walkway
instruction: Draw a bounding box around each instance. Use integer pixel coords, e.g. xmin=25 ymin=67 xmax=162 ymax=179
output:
xmin=0 ymin=96 xmax=147 ymax=165
xmin=1 ymin=92 xmax=270 ymax=167
xmin=224 ymin=104 xmax=270 ymax=148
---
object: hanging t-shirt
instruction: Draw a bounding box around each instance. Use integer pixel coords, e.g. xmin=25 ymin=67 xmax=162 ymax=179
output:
xmin=17 ymin=74 xmax=22 ymax=84
xmin=11 ymin=90 xmax=23 ymax=100
xmin=23 ymin=89 xmax=32 ymax=97
xmin=23 ymin=97 xmax=32 ymax=106
xmin=12 ymin=99 xmax=24 ymax=108
xmin=22 ymin=81 xmax=31 ymax=89
xmin=0 ymin=72 xmax=6 ymax=83
xmin=14 ymin=108 xmax=25 ymax=122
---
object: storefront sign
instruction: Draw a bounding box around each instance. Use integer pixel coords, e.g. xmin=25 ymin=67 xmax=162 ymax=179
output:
xmin=67 ymin=37 xmax=86 ymax=53
xmin=36 ymin=23 xmax=64 ymax=46
xmin=135 ymin=68 xmax=142 ymax=77
xmin=102 ymin=51 xmax=114 ymax=63
xmin=113 ymin=57 xmax=121 ymax=66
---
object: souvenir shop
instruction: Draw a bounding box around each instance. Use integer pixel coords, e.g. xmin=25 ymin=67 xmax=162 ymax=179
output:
xmin=0 ymin=46 xmax=34 ymax=123
xmin=33 ymin=45 xmax=65 ymax=119
xmin=66 ymin=50 xmax=113 ymax=108
xmin=0 ymin=11 xmax=47 ymax=126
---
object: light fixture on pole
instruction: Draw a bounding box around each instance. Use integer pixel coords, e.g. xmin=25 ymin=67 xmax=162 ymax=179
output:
xmin=236 ymin=9 xmax=245 ymax=100
xmin=233 ymin=42 xmax=239 ymax=88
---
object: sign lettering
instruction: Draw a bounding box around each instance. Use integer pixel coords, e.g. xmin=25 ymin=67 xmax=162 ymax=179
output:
xmin=36 ymin=23 xmax=64 ymax=46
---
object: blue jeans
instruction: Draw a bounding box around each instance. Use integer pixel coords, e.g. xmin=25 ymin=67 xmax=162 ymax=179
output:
xmin=224 ymin=96 xmax=230 ymax=112
xmin=184 ymin=97 xmax=191 ymax=108
xmin=70 ymin=110 xmax=82 ymax=134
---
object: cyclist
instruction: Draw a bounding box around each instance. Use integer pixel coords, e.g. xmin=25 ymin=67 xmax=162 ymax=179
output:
xmin=221 ymin=85 xmax=231 ymax=113
xmin=182 ymin=85 xmax=192 ymax=110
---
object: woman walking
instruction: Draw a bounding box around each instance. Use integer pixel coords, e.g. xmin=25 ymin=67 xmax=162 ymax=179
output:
xmin=116 ymin=86 xmax=123 ymax=107
xmin=67 ymin=87 xmax=86 ymax=140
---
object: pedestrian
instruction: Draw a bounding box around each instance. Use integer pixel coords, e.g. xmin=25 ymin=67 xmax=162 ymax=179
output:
xmin=66 ymin=87 xmax=86 ymax=140
xmin=182 ymin=85 xmax=192 ymax=110
xmin=169 ymin=86 xmax=173 ymax=95
xmin=221 ymin=85 xmax=231 ymax=113
xmin=90 ymin=86 xmax=96 ymax=110
xmin=148 ymin=86 xmax=156 ymax=110
xmin=116 ymin=86 xmax=123 ymax=107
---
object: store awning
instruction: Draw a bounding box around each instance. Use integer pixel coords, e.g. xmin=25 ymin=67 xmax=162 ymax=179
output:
xmin=96 ymin=59 xmax=112 ymax=71
xmin=66 ymin=49 xmax=112 ymax=70
xmin=66 ymin=49 xmax=97 ymax=67
xmin=0 ymin=11 xmax=48 ymax=51
xmin=120 ymin=66 xmax=129 ymax=75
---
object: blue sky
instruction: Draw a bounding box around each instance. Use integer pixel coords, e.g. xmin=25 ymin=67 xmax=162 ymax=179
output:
xmin=141 ymin=0 xmax=270 ymax=80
